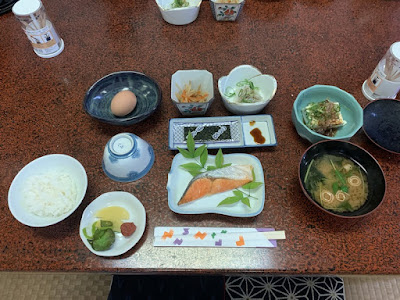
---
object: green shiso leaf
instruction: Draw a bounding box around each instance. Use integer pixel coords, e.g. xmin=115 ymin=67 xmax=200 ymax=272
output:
xmin=242 ymin=181 xmax=263 ymax=190
xmin=177 ymin=147 xmax=193 ymax=159
xmin=199 ymin=146 xmax=208 ymax=167
xmin=186 ymin=131 xmax=195 ymax=156
xmin=215 ymin=149 xmax=224 ymax=168
xmin=241 ymin=197 xmax=251 ymax=207
xmin=180 ymin=162 xmax=203 ymax=171
xmin=194 ymin=144 xmax=206 ymax=158
xmin=218 ymin=196 xmax=241 ymax=206
xmin=233 ymin=190 xmax=244 ymax=197
xmin=188 ymin=170 xmax=202 ymax=177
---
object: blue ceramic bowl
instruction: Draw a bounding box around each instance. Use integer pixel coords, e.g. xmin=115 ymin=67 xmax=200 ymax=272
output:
xmin=102 ymin=133 xmax=155 ymax=182
xmin=84 ymin=71 xmax=161 ymax=126
xmin=363 ymin=99 xmax=400 ymax=154
xmin=299 ymin=140 xmax=386 ymax=218
xmin=292 ymin=85 xmax=363 ymax=144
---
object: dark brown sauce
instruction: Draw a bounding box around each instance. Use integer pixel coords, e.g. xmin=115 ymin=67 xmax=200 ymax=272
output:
xmin=249 ymin=120 xmax=256 ymax=126
xmin=250 ymin=128 xmax=266 ymax=144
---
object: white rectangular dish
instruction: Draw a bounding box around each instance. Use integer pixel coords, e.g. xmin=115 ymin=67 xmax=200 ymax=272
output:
xmin=168 ymin=115 xmax=277 ymax=150
xmin=167 ymin=153 xmax=265 ymax=217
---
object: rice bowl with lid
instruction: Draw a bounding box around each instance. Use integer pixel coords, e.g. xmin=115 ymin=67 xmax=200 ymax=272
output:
xmin=8 ymin=154 xmax=88 ymax=227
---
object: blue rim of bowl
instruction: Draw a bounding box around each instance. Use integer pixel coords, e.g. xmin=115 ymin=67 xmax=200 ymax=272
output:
xmin=83 ymin=71 xmax=162 ymax=125
xmin=293 ymin=85 xmax=363 ymax=140
xmin=298 ymin=139 xmax=386 ymax=218
xmin=362 ymin=98 xmax=400 ymax=154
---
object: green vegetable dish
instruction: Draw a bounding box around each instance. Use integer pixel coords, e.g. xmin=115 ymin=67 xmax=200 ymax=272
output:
xmin=302 ymin=99 xmax=346 ymax=136
xmin=225 ymin=79 xmax=263 ymax=103
xmin=83 ymin=220 xmax=116 ymax=251
xmin=171 ymin=0 xmax=189 ymax=8
xmin=304 ymin=154 xmax=368 ymax=212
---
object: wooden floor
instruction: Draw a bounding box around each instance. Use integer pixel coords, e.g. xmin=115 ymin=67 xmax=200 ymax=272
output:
xmin=0 ymin=273 xmax=399 ymax=299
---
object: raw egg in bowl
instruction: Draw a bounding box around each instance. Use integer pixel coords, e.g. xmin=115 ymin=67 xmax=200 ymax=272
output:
xmin=84 ymin=71 xmax=162 ymax=126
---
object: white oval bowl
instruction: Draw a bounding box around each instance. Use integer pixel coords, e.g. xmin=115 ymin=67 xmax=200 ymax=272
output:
xmin=8 ymin=154 xmax=88 ymax=227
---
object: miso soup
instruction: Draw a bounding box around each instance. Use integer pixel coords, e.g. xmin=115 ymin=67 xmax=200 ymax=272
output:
xmin=304 ymin=154 xmax=368 ymax=212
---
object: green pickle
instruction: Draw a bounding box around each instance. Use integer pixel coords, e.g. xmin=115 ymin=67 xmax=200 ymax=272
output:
xmin=83 ymin=220 xmax=116 ymax=251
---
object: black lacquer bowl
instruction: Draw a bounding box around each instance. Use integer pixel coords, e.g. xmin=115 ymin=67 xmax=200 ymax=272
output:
xmin=299 ymin=140 xmax=386 ymax=218
xmin=84 ymin=71 xmax=161 ymax=126
xmin=363 ymin=99 xmax=400 ymax=154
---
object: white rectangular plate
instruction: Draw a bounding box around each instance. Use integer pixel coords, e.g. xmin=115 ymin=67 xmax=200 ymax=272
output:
xmin=167 ymin=153 xmax=265 ymax=217
xmin=168 ymin=115 xmax=277 ymax=150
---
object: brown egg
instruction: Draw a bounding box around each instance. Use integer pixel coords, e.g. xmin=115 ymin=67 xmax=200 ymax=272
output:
xmin=110 ymin=90 xmax=137 ymax=117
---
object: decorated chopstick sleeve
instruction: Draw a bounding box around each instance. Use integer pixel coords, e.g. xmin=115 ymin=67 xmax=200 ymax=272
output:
xmin=154 ymin=227 xmax=285 ymax=248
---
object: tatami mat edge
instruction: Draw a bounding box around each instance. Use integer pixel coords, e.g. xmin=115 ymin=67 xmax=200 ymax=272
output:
xmin=1 ymin=273 xmax=400 ymax=300
xmin=0 ymin=272 xmax=112 ymax=300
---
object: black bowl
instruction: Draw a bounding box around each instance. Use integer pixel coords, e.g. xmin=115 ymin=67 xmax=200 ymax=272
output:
xmin=363 ymin=98 xmax=400 ymax=154
xmin=299 ymin=140 xmax=386 ymax=218
xmin=84 ymin=71 xmax=161 ymax=126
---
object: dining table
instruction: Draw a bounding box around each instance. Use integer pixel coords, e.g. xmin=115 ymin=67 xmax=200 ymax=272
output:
xmin=1 ymin=0 xmax=400 ymax=275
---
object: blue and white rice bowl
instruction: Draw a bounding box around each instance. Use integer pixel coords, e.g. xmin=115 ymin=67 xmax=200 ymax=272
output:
xmin=102 ymin=133 xmax=155 ymax=182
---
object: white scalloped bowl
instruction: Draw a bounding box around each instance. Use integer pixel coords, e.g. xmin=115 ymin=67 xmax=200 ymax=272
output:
xmin=218 ymin=75 xmax=277 ymax=115
xmin=155 ymin=0 xmax=202 ymax=25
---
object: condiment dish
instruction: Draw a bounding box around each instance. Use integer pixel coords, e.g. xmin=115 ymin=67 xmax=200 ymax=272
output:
xmin=171 ymin=70 xmax=214 ymax=116
xmin=84 ymin=71 xmax=161 ymax=126
xmin=155 ymin=0 xmax=202 ymax=25
xmin=363 ymin=98 xmax=400 ymax=154
xmin=292 ymin=85 xmax=363 ymax=144
xmin=79 ymin=191 xmax=146 ymax=257
xmin=299 ymin=140 xmax=386 ymax=218
xmin=8 ymin=154 xmax=88 ymax=227
xmin=218 ymin=74 xmax=277 ymax=115
xmin=102 ymin=132 xmax=155 ymax=182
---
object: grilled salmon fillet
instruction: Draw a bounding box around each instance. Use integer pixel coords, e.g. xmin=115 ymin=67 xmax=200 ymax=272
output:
xmin=178 ymin=165 xmax=254 ymax=205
